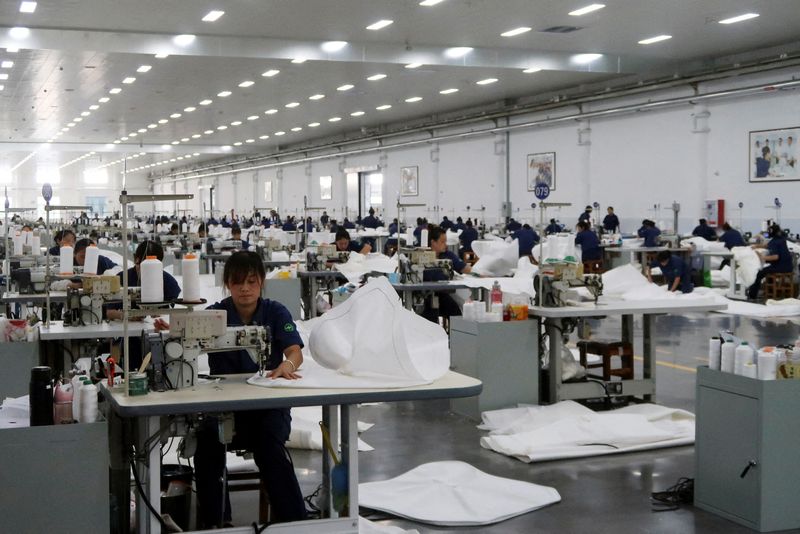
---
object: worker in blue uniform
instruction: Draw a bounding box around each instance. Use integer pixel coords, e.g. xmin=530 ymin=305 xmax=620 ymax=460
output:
xmin=747 ymin=224 xmax=793 ymax=299
xmin=170 ymin=252 xmax=306 ymax=528
xmin=545 ymin=219 xmax=562 ymax=235
xmin=719 ymin=222 xmax=746 ymax=249
xmin=343 ymin=217 xmax=356 ymax=229
xmin=638 ymin=219 xmax=662 ymax=247
xmin=454 ymin=217 xmax=466 ymax=232
xmin=74 ymin=238 xmax=117 ymax=273
xmin=362 ymin=208 xmax=382 ymax=229
xmin=423 ymin=226 xmax=471 ymax=324
xmin=505 ymin=218 xmax=522 ymax=232
xmin=49 ymin=229 xmax=77 ymax=255
xmin=579 ymin=206 xmax=593 ymax=224
xmin=647 ymin=250 xmax=694 ymax=293
xmin=440 ymin=216 xmax=454 ymax=231
xmin=458 ymin=219 xmax=479 ymax=257
xmin=334 ymin=228 xmax=371 ymax=254
xmin=413 ymin=217 xmax=427 ymax=246
xmin=575 ymin=221 xmax=602 ymax=261
xmin=281 ymin=216 xmax=297 ymax=231
xmin=230 ymin=225 xmax=250 ymax=250
xmin=512 ymin=224 xmax=540 ymax=257
xmin=692 ymin=219 xmax=718 ymax=241
xmin=602 ymin=207 xmax=620 ymax=233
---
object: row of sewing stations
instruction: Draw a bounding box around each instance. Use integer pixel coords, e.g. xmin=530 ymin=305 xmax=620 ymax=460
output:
xmin=0 ymin=195 xmax=751 ymax=534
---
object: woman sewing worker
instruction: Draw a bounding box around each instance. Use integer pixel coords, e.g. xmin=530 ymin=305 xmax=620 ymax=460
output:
xmin=747 ymin=224 xmax=793 ymax=299
xmin=156 ymin=251 xmax=306 ymax=528
xmin=575 ymin=221 xmax=602 ymax=261
xmin=334 ymin=228 xmax=371 ymax=254
xmin=422 ymin=226 xmax=471 ymax=323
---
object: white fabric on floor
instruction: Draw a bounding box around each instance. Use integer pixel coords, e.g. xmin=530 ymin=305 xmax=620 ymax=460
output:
xmin=471 ymin=239 xmax=519 ymax=276
xmin=359 ymin=517 xmax=420 ymax=534
xmin=285 ymin=405 xmax=374 ymax=452
xmin=732 ymin=246 xmax=761 ymax=287
xmin=359 ymin=461 xmax=560 ymax=526
xmin=479 ymin=401 xmax=695 ymax=463
xmin=334 ymin=253 xmax=397 ymax=284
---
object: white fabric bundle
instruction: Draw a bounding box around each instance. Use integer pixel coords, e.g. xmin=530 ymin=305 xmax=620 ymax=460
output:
xmin=307 ymin=232 xmax=335 ymax=245
xmin=732 ymin=246 xmax=761 ymax=287
xmin=445 ymin=229 xmax=460 ymax=246
xmin=471 ymin=239 xmax=519 ymax=276
xmin=333 ymin=253 xmax=398 ymax=284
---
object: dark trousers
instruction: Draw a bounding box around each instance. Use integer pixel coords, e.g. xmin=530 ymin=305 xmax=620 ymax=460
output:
xmin=747 ymin=265 xmax=785 ymax=299
xmin=194 ymin=409 xmax=306 ymax=528
xmin=422 ymin=294 xmax=462 ymax=324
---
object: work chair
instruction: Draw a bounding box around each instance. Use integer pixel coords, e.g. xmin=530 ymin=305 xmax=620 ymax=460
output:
xmin=577 ymin=340 xmax=634 ymax=381
xmin=763 ymin=272 xmax=796 ymax=300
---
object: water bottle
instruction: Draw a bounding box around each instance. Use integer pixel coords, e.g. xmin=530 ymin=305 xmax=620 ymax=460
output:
xmin=490 ymin=281 xmax=503 ymax=306
xmin=53 ymin=379 xmax=74 ymax=424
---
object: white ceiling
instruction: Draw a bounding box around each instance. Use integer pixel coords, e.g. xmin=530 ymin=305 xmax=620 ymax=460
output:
xmin=0 ymin=0 xmax=798 ymax=181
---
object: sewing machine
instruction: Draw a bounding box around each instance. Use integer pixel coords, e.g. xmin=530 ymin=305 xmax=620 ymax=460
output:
xmin=535 ymin=262 xmax=604 ymax=307
xmin=397 ymin=247 xmax=454 ymax=283
xmin=257 ymin=238 xmax=291 ymax=261
xmin=10 ymin=266 xmax=50 ymax=294
xmin=211 ymin=239 xmax=244 ymax=252
xmin=62 ymin=276 xmax=143 ymax=326
xmin=143 ymin=309 xmax=271 ymax=390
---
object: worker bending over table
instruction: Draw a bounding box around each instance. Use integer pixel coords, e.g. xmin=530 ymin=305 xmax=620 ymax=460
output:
xmin=575 ymin=221 xmax=601 ymax=262
xmin=638 ymin=219 xmax=662 ymax=247
xmin=334 ymin=228 xmax=371 ymax=254
xmin=747 ymin=223 xmax=793 ymax=300
xmin=647 ymin=250 xmax=694 ymax=293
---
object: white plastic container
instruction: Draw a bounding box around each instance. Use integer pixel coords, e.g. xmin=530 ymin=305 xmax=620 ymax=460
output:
xmin=181 ymin=253 xmax=201 ymax=302
xmin=734 ymin=342 xmax=755 ymax=376
xmin=30 ymin=234 xmax=41 ymax=256
xmin=708 ymin=337 xmax=721 ymax=370
xmin=720 ymin=341 xmax=736 ymax=373
xmin=757 ymin=350 xmax=778 ymax=380
xmin=140 ymin=255 xmax=164 ymax=303
xmin=420 ymin=229 xmax=429 ymax=248
xmin=13 ymin=234 xmax=24 ymax=256
xmin=60 ymin=245 xmax=74 ymax=274
xmin=79 ymin=382 xmax=99 ymax=423
xmin=83 ymin=244 xmax=100 ymax=275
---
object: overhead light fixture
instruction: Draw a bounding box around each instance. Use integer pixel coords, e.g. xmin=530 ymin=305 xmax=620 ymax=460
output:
xmin=420 ymin=0 xmax=446 ymax=6
xmin=445 ymin=47 xmax=473 ymax=58
xmin=173 ymin=34 xmax=196 ymax=46
xmin=217 ymin=125 xmax=227 ymax=130
xmin=719 ymin=13 xmax=760 ymax=24
xmin=112 ymin=140 xmax=120 ymax=144
xmin=158 ymin=119 xmax=169 ymax=124
xmin=202 ymin=10 xmax=225 ymax=22
xmin=161 ymin=145 xmax=171 ymax=151
xmin=170 ymin=113 xmax=182 ymax=118
xmin=19 ymin=2 xmax=37 ymax=13
xmin=67 ymin=122 xmax=75 ymax=127
xmin=262 ymin=69 xmax=280 ymax=77
xmin=322 ymin=41 xmax=348 ymax=53
xmin=6 ymin=47 xmax=19 ymax=53
xmin=148 ymin=123 xmax=157 ymax=128
xmin=265 ymin=108 xmax=278 ymax=114
xmin=337 ymin=84 xmax=354 ymax=91
xmin=366 ymin=20 xmax=394 ymax=30
xmin=233 ymin=141 xmax=243 ymax=146
xmin=0 ymin=74 xmax=8 ymax=80
xmin=405 ymin=96 xmax=423 ymax=102
xmin=247 ymin=115 xmax=259 ymax=121
xmin=245 ymin=139 xmax=255 ymax=143
xmin=73 ymin=118 xmax=83 ymax=122
xmin=192 ymin=134 xmax=201 ymax=138
xmin=171 ymin=141 xmax=179 ymax=145
xmin=109 ymin=87 xmax=122 ymax=94
xmin=572 ymin=53 xmax=602 ymax=64
xmin=98 ymin=97 xmax=110 ymax=103
xmin=221 ymin=145 xmax=232 ymax=150
xmin=204 ymin=129 xmax=214 ymax=134
xmin=638 ymin=34 xmax=672 ymax=44
xmin=376 ymin=104 xmax=392 ymax=110
xmin=285 ymin=102 xmax=300 ymax=108
xmin=80 ymin=111 xmax=90 ymax=116
xmin=199 ymin=99 xmax=212 ymax=105
xmin=138 ymin=128 xmax=147 ymax=133
xmin=291 ymin=58 xmax=307 ymax=64
xmin=128 ymin=132 xmax=137 ymax=137
xmin=405 ymin=63 xmax=423 ymax=69
xmin=367 ymin=73 xmax=387 ymax=81
xmin=439 ymin=88 xmax=459 ymax=94
xmin=309 ymin=94 xmax=325 ymax=100
xmin=9 ymin=27 xmax=31 ymax=39
xmin=328 ymin=117 xmax=341 ymax=122
xmin=238 ymin=80 xmax=255 ymax=88
xmin=569 ymin=4 xmax=606 ymax=16
xmin=230 ymin=120 xmax=242 ymax=126
xmin=217 ymin=90 xmax=232 ymax=97
xmin=137 ymin=65 xmax=152 ymax=73
xmin=523 ymin=67 xmax=542 ymax=73
xmin=154 ymin=53 xmax=169 ymax=59
xmin=121 ymin=136 xmax=129 ymax=141
xmin=89 ymin=105 xmax=99 ymax=110
xmin=274 ymin=131 xmax=285 ymax=136
xmin=122 ymin=77 xmax=136 ymax=84
xmin=291 ymin=127 xmax=302 ymax=132
xmin=350 ymin=111 xmax=365 ymax=116
xmin=259 ymin=135 xmax=269 ymax=139
xmin=308 ymin=122 xmax=320 ymax=127
xmin=501 ymin=27 xmax=531 ymax=37
xmin=184 ymin=106 xmax=196 ymax=112
xmin=1 ymin=61 xmax=14 ymax=68
xmin=476 ymin=78 xmax=498 ymax=85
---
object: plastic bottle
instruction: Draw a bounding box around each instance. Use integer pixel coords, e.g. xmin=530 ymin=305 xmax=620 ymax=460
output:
xmin=503 ymin=304 xmax=511 ymax=322
xmin=30 ymin=233 xmax=41 ymax=256
xmin=53 ymin=379 xmax=74 ymax=424
xmin=79 ymin=382 xmax=99 ymax=423
xmin=83 ymin=244 xmax=100 ymax=275
xmin=71 ymin=373 xmax=84 ymax=422
xmin=490 ymin=281 xmax=503 ymax=305
xmin=735 ymin=341 xmax=754 ymax=376
xmin=720 ymin=341 xmax=736 ymax=373
xmin=181 ymin=253 xmax=201 ymax=302
xmin=140 ymin=255 xmax=164 ymax=303
xmin=60 ymin=245 xmax=74 ymax=274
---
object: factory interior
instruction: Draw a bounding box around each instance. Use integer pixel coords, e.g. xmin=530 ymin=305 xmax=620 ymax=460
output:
xmin=2 ymin=1 xmax=800 ymax=533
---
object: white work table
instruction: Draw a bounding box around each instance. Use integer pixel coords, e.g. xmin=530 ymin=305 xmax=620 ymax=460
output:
xmin=699 ymin=249 xmax=745 ymax=300
xmin=529 ymin=299 xmax=727 ymax=404
xmin=1 ymin=291 xmax=68 ymax=305
xmin=100 ymin=371 xmax=482 ymax=534
xmin=37 ymin=320 xmax=153 ymax=340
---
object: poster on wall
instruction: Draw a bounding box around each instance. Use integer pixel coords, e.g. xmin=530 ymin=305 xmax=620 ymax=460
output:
xmin=749 ymin=127 xmax=799 ymax=182
xmin=400 ymin=166 xmax=418 ymax=196
xmin=319 ymin=175 xmax=332 ymax=200
xmin=527 ymin=152 xmax=556 ymax=191
xmin=264 ymin=181 xmax=272 ymax=202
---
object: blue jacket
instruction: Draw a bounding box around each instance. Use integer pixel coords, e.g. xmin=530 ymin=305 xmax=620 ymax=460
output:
xmin=459 ymin=227 xmax=478 ymax=252
xmin=207 ymin=297 xmax=303 ymax=374
xmin=575 ymin=229 xmax=602 ymax=261
xmin=651 ymin=255 xmax=693 ymax=293
xmin=578 ymin=211 xmax=592 ymax=223
xmin=603 ymin=214 xmax=620 ymax=232
xmin=766 ymin=237 xmax=792 ymax=272
xmin=692 ymin=224 xmax=717 ymax=241
xmin=505 ymin=220 xmax=522 ymax=232
xmin=545 ymin=223 xmax=562 ymax=235
xmin=424 ymin=250 xmax=466 ymax=281
xmin=512 ymin=228 xmax=540 ymax=257
xmin=720 ymin=229 xmax=745 ymax=249
xmin=91 ymin=255 xmax=118 ymax=273
xmin=362 ymin=215 xmax=381 ymax=229
xmin=638 ymin=226 xmax=661 ymax=247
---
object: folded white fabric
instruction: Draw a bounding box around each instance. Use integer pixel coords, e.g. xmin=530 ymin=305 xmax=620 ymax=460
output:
xmin=334 ymin=253 xmax=398 ymax=284
xmin=358 ymin=517 xmax=419 ymax=534
xmin=732 ymin=246 xmax=760 ymax=287
xmin=285 ymin=405 xmax=374 ymax=452
xmin=479 ymin=401 xmax=695 ymax=463
xmin=359 ymin=461 xmax=561 ymax=526
xmin=471 ymin=239 xmax=519 ymax=276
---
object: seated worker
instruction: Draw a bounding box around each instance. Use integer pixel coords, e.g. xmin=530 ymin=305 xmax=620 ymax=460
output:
xmin=545 ymin=219 xmax=562 ymax=235
xmin=388 ymin=218 xmax=399 ymax=236
xmin=413 ymin=217 xmax=427 ymax=246
xmin=505 ymin=218 xmax=522 ymax=232
xmin=179 ymin=251 xmax=305 ymax=528
xmin=74 ymin=238 xmax=117 ymax=273
xmin=512 ymin=224 xmax=540 ymax=257
xmin=459 ymin=219 xmax=479 ymax=257
xmin=328 ymin=219 xmax=339 ymax=234
xmin=343 ymin=217 xmax=356 ymax=229
xmin=719 ymin=222 xmax=746 ymax=249
xmin=692 ymin=218 xmax=718 ymax=241
xmin=281 ymin=216 xmax=297 ymax=231
xmin=603 ymin=207 xmax=620 ymax=233
xmin=454 ymin=216 xmax=466 ymax=232
xmin=230 ymin=225 xmax=250 ymax=250
xmin=638 ymin=219 xmax=661 ymax=247
xmin=169 ymin=223 xmax=180 ymax=235
xmin=320 ymin=210 xmax=330 ymax=228
xmin=362 ymin=208 xmax=382 ymax=229
xmin=334 ymin=228 xmax=371 ymax=255
xmin=301 ymin=217 xmax=315 ymax=233
xmin=647 ymin=249 xmax=693 ymax=293
xmin=48 ymin=229 xmax=76 ymax=255
xmin=575 ymin=221 xmax=602 ymax=261
xmin=440 ymin=216 xmax=454 ymax=231
xmin=747 ymin=224 xmax=793 ymax=300
xmin=423 ymin=226 xmax=471 ymax=324
xmin=579 ymin=205 xmax=593 ymax=224
xmin=196 ymin=223 xmax=215 ymax=250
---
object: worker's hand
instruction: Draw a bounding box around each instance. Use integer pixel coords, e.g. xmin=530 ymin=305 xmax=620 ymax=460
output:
xmin=268 ymin=360 xmax=302 ymax=380
xmin=153 ymin=318 xmax=170 ymax=332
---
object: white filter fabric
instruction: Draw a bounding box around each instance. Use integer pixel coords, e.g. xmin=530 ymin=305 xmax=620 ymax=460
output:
xmin=359 ymin=461 xmax=560 ymax=526
xmin=285 ymin=405 xmax=374 ymax=452
xmin=471 ymin=239 xmax=519 ymax=276
xmin=334 ymin=253 xmax=398 ymax=284
xmin=479 ymin=401 xmax=695 ymax=463
xmin=732 ymin=246 xmax=761 ymax=287
xmin=358 ymin=518 xmax=419 ymax=534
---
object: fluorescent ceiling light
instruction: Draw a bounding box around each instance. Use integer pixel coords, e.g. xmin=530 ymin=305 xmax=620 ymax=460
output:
xmin=238 ymin=80 xmax=255 ymax=88
xmin=572 ymin=53 xmax=602 ymax=64
xmin=6 ymin=48 xmax=19 ymax=53
xmin=109 ymin=87 xmax=122 ymax=94
xmin=376 ymin=104 xmax=392 ymax=110
xmin=274 ymin=131 xmax=285 ymax=136
xmin=638 ymin=34 xmax=672 ymax=44
xmin=719 ymin=13 xmax=760 ymax=24
xmin=204 ymin=129 xmax=214 ymax=134
xmin=259 ymin=135 xmax=269 ymax=139
xmin=350 ymin=111 xmax=365 ymax=116
xmin=445 ymin=47 xmax=473 ymax=58
xmin=98 ymin=97 xmax=110 ymax=103
xmin=405 ymin=63 xmax=423 ymax=69
xmin=9 ymin=27 xmax=31 ymax=39
xmin=171 ymin=141 xmax=179 ymax=145
xmin=0 ymin=74 xmax=8 ymax=80
xmin=569 ymin=4 xmax=605 ymax=16
xmin=291 ymin=127 xmax=302 ymax=132
xmin=19 ymin=2 xmax=37 ymax=13
xmin=67 ymin=122 xmax=75 ymax=127
xmin=199 ymin=99 xmax=212 ymax=105
xmin=439 ymin=88 xmax=459 ymax=94
xmin=121 ymin=136 xmax=128 ymax=141
xmin=308 ymin=122 xmax=320 ymax=127
xmin=73 ymin=118 xmax=82 ymax=122
xmin=217 ymin=125 xmax=227 ymax=130
xmin=245 ymin=139 xmax=254 ymax=143
xmin=138 ymin=128 xmax=147 ymax=133
xmin=337 ymin=84 xmax=354 ymax=91
xmin=113 ymin=140 xmax=120 ymax=144
xmin=328 ymin=117 xmax=341 ymax=122
xmin=366 ymin=20 xmax=393 ymax=30
xmin=1 ymin=61 xmax=14 ymax=68
xmin=285 ymin=102 xmax=300 ymax=108
xmin=265 ymin=108 xmax=278 ymax=114
xmin=89 ymin=105 xmax=99 ymax=110
xmin=122 ymin=77 xmax=136 ymax=84
xmin=180 ymin=137 xmax=189 ymax=142
xmin=420 ymin=0 xmax=446 ymax=6
xmin=233 ymin=142 xmax=242 ymax=146
xmin=309 ymin=94 xmax=325 ymax=100
xmin=154 ymin=53 xmax=169 ymax=59
xmin=367 ymin=73 xmax=387 ymax=81
xmin=262 ymin=69 xmax=280 ymax=77
xmin=192 ymin=134 xmax=201 ymax=138
xmin=322 ymin=41 xmax=348 ymax=52
xmin=476 ymin=78 xmax=498 ymax=85
xmin=170 ymin=113 xmax=181 ymax=118
xmin=230 ymin=120 xmax=242 ymax=126
xmin=202 ymin=10 xmax=225 ymax=22
xmin=148 ymin=123 xmax=157 ymax=128
xmin=158 ymin=119 xmax=168 ymax=124
xmin=184 ymin=106 xmax=196 ymax=112
xmin=217 ymin=90 xmax=232 ymax=97
xmin=173 ymin=34 xmax=196 ymax=46
xmin=80 ymin=111 xmax=90 ymax=116
xmin=137 ymin=65 xmax=152 ymax=73
xmin=405 ymin=96 xmax=423 ymax=102
xmin=221 ymin=145 xmax=232 ymax=150
xmin=501 ymin=27 xmax=531 ymax=37
xmin=247 ymin=115 xmax=259 ymax=121
xmin=523 ymin=67 xmax=542 ymax=73
xmin=291 ymin=58 xmax=307 ymax=64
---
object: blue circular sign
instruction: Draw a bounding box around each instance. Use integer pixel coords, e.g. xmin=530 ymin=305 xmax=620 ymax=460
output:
xmin=774 ymin=197 xmax=781 ymax=208
xmin=534 ymin=183 xmax=550 ymax=200
xmin=738 ymin=201 xmax=744 ymax=209
xmin=41 ymin=184 xmax=53 ymax=202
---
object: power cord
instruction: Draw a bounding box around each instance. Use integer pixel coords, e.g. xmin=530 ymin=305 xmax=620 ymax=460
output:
xmin=129 ymin=458 xmax=169 ymax=530
xmin=651 ymin=477 xmax=694 ymax=512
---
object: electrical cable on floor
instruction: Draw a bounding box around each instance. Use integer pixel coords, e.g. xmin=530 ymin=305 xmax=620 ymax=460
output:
xmin=303 ymin=483 xmax=323 ymax=519
xmin=651 ymin=477 xmax=694 ymax=512
xmin=129 ymin=458 xmax=169 ymax=530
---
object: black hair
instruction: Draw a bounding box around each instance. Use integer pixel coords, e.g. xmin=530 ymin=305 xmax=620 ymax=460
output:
xmin=74 ymin=238 xmax=95 ymax=255
xmin=335 ymin=228 xmax=351 ymax=242
xmin=428 ymin=225 xmax=446 ymax=246
xmin=416 ymin=217 xmax=424 ymax=226
xmin=368 ymin=208 xmax=375 ymax=215
xmin=223 ymin=251 xmax=266 ymax=287
xmin=231 ymin=225 xmax=242 ymax=236
xmin=699 ymin=218 xmax=707 ymax=224
xmin=768 ymin=224 xmax=783 ymax=238
xmin=134 ymin=240 xmax=164 ymax=262
xmin=466 ymin=220 xmax=473 ymax=228
xmin=198 ymin=223 xmax=207 ymax=234
xmin=657 ymin=250 xmax=671 ymax=263
xmin=762 ymin=146 xmax=771 ymax=156
xmin=170 ymin=223 xmax=179 ymax=233
xmin=608 ymin=206 xmax=614 ymax=211
xmin=522 ymin=223 xmax=532 ymax=230
xmin=54 ymin=229 xmax=76 ymax=244
xmin=456 ymin=217 xmax=463 ymax=222
xmin=577 ymin=221 xmax=590 ymax=231
xmin=722 ymin=222 xmax=732 ymax=231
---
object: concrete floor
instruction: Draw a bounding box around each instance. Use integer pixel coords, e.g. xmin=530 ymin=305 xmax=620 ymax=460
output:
xmin=225 ymin=312 xmax=800 ymax=533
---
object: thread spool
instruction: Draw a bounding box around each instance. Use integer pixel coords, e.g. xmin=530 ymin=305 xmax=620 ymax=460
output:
xmin=708 ymin=337 xmax=721 ymax=370
xmin=181 ymin=253 xmax=201 ymax=302
xmin=83 ymin=244 xmax=100 ymax=275
xmin=30 ymin=234 xmax=41 ymax=256
xmin=140 ymin=255 xmax=164 ymax=303
xmin=742 ymin=362 xmax=758 ymax=379
xmin=13 ymin=234 xmax=24 ymax=256
xmin=71 ymin=374 xmax=84 ymax=422
xmin=79 ymin=382 xmax=99 ymax=423
xmin=29 ymin=366 xmax=54 ymax=426
xmin=735 ymin=342 xmax=754 ymax=375
xmin=60 ymin=245 xmax=74 ymax=274
xmin=420 ymin=229 xmax=429 ymax=247
xmin=721 ymin=342 xmax=736 ymax=373
xmin=757 ymin=351 xmax=778 ymax=380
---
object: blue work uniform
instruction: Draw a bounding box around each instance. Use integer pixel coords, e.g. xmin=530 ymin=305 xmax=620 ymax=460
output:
xmin=340 ymin=240 xmax=365 ymax=253
xmin=48 ymin=245 xmax=60 ymax=255
xmin=545 ymin=222 xmax=562 ymax=235
xmin=578 ymin=211 xmax=592 ymax=224
xmin=388 ymin=222 xmax=398 ymax=235
xmin=692 ymin=224 xmax=717 ymax=241
xmin=651 ymin=255 xmax=693 ymax=293
xmin=454 ymin=222 xmax=466 ymax=232
xmin=422 ymin=250 xmax=465 ymax=322
xmin=512 ymin=228 xmax=540 ymax=257
xmin=459 ymin=227 xmax=478 ymax=253
xmin=440 ymin=219 xmax=454 ymax=231
xmin=282 ymin=221 xmax=297 ymax=231
xmin=603 ymin=214 xmax=620 ymax=233
xmin=362 ymin=215 xmax=381 ymax=229
xmin=720 ymin=229 xmax=746 ymax=249
xmin=195 ymin=297 xmax=306 ymax=527
xmin=85 ymin=254 xmax=118 ymax=273
xmin=506 ymin=220 xmax=522 ymax=232
xmin=343 ymin=220 xmax=356 ymax=229
xmin=575 ymin=229 xmax=602 ymax=261
xmin=413 ymin=225 xmax=426 ymax=246
xmin=638 ymin=226 xmax=662 ymax=247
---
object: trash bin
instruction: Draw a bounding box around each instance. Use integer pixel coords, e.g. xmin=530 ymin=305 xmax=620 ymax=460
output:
xmin=161 ymin=464 xmax=193 ymax=531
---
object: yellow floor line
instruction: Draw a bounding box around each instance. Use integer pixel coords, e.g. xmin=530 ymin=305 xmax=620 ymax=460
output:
xmin=634 ymin=355 xmax=697 ymax=373
xmin=655 ymin=348 xmax=673 ymax=355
